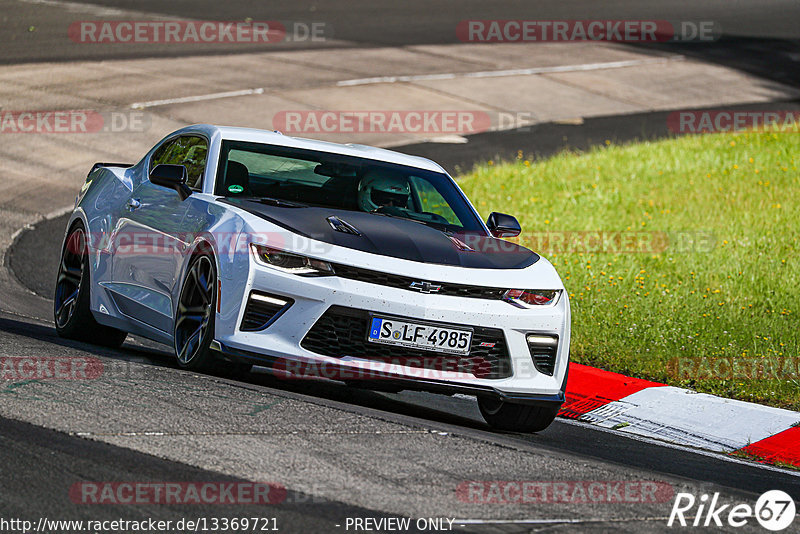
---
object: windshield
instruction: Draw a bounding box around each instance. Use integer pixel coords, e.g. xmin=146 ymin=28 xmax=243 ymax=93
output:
xmin=214 ymin=140 xmax=486 ymax=233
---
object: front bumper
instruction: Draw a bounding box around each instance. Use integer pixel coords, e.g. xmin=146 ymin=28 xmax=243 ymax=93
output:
xmin=213 ymin=340 xmax=565 ymax=407
xmin=214 ymin=258 xmax=571 ymax=402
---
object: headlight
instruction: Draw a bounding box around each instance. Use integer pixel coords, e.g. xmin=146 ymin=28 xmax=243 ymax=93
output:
xmin=250 ymin=244 xmax=334 ymax=276
xmin=503 ymin=289 xmax=560 ymax=307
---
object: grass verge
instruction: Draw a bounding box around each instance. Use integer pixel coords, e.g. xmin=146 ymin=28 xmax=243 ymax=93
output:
xmin=458 ymin=131 xmax=800 ymax=411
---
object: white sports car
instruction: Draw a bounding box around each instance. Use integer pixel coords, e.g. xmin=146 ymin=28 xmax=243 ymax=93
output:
xmin=55 ymin=124 xmax=570 ymax=431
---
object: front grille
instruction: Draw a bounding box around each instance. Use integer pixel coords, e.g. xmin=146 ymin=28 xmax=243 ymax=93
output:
xmin=331 ymin=263 xmax=507 ymax=300
xmin=240 ymin=292 xmax=293 ymax=331
xmin=300 ymin=306 xmax=512 ymax=379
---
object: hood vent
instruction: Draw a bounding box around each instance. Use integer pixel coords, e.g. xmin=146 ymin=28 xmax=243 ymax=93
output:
xmin=446 ymin=234 xmax=475 ymax=252
xmin=327 ymin=216 xmax=362 ymax=236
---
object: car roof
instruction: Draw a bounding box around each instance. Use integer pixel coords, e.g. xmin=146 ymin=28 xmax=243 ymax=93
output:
xmin=178 ymin=124 xmax=448 ymax=174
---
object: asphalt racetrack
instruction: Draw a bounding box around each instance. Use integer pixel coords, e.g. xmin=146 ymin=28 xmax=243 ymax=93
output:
xmin=1 ymin=1 xmax=799 ymax=532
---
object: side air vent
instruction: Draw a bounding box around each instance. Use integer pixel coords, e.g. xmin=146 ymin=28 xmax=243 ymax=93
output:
xmin=240 ymin=292 xmax=293 ymax=332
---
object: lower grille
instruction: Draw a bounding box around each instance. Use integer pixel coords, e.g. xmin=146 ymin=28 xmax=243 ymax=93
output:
xmin=240 ymin=292 xmax=293 ymax=331
xmin=300 ymin=306 xmax=512 ymax=379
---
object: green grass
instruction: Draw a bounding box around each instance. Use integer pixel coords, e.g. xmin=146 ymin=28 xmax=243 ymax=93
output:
xmin=458 ymin=131 xmax=800 ymax=411
xmin=730 ymin=449 xmax=800 ymax=471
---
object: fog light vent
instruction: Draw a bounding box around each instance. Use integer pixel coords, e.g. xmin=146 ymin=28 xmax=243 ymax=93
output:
xmin=240 ymin=292 xmax=293 ymax=331
xmin=526 ymin=334 xmax=558 ymax=376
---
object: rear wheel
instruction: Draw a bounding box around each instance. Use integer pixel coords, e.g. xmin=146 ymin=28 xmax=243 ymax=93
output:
xmin=478 ymin=396 xmax=559 ymax=433
xmin=54 ymin=223 xmax=127 ymax=347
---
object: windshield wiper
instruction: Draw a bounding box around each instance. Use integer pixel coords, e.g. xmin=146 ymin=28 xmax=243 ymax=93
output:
xmin=371 ymin=209 xmax=450 ymax=231
xmin=256 ymin=197 xmax=307 ymax=208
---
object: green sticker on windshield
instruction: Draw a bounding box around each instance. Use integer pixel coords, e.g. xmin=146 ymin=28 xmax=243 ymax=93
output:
xmin=228 ymin=184 xmax=244 ymax=194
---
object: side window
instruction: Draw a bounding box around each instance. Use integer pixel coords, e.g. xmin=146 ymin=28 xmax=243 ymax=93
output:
xmin=150 ymin=136 xmax=208 ymax=190
xmin=409 ymin=176 xmax=461 ymax=225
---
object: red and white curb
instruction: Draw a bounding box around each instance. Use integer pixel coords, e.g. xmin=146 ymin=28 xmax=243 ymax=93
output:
xmin=559 ymin=363 xmax=800 ymax=467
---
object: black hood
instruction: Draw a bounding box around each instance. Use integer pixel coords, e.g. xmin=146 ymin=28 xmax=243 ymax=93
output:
xmin=221 ymin=198 xmax=538 ymax=269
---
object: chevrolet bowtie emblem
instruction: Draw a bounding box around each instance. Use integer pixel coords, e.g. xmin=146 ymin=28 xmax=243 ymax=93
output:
xmin=410 ymin=281 xmax=443 ymax=293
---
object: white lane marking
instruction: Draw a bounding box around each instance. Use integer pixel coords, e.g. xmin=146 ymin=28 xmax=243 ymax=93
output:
xmin=131 ymin=88 xmax=265 ymax=109
xmin=580 ymin=385 xmax=800 ymax=452
xmin=425 ymin=135 xmax=469 ymax=144
xmin=337 ymin=56 xmax=684 ymax=86
xmin=16 ymin=0 xmax=179 ymax=19
xmin=0 ymin=204 xmax=77 ymax=304
xmin=557 ymin=417 xmax=800 ymax=478
xmin=45 ymin=204 xmax=77 ymax=220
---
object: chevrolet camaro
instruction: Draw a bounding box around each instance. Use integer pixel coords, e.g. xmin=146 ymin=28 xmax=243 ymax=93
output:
xmin=55 ymin=124 xmax=570 ymax=431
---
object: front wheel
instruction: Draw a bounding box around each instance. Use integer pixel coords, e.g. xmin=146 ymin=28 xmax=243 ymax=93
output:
xmin=478 ymin=397 xmax=559 ymax=433
xmin=174 ymin=251 xmax=220 ymax=371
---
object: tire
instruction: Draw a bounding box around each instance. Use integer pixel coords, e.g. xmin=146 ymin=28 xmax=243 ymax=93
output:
xmin=173 ymin=249 xmax=220 ymax=372
xmin=173 ymin=248 xmax=253 ymax=377
xmin=54 ymin=223 xmax=127 ymax=348
xmin=478 ymin=396 xmax=560 ymax=433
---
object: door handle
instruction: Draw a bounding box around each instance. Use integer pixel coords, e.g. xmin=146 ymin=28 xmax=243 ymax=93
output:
xmin=126 ymin=198 xmax=141 ymax=211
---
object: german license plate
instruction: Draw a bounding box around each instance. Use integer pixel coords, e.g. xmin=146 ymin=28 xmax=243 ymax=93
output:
xmin=367 ymin=315 xmax=472 ymax=355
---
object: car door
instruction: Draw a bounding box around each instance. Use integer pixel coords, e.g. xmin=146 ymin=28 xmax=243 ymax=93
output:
xmin=108 ymin=135 xmax=208 ymax=333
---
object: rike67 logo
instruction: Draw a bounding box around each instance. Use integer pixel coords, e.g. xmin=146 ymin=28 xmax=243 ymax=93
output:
xmin=668 ymin=490 xmax=795 ymax=531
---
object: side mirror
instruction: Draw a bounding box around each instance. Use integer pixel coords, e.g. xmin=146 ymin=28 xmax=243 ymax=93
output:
xmin=149 ymin=164 xmax=192 ymax=200
xmin=487 ymin=212 xmax=521 ymax=238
